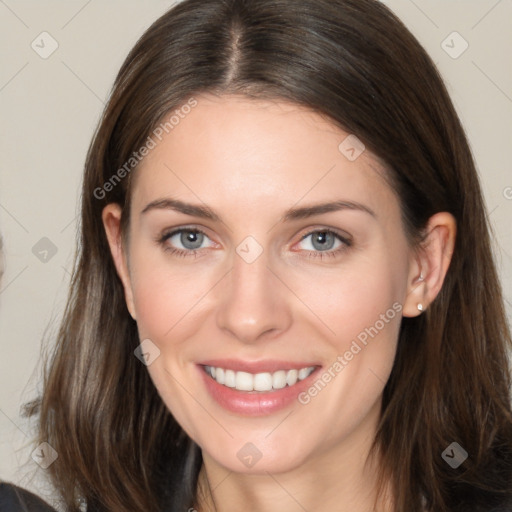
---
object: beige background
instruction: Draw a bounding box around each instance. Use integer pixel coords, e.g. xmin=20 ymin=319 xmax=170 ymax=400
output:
xmin=0 ymin=0 xmax=511 ymax=505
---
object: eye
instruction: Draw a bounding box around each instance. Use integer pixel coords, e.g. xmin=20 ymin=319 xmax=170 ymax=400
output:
xmin=296 ymin=229 xmax=351 ymax=258
xmin=158 ymin=227 xmax=215 ymax=256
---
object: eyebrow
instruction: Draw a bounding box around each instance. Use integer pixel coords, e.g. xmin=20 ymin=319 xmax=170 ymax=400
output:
xmin=282 ymin=200 xmax=376 ymax=221
xmin=141 ymin=198 xmax=220 ymax=220
xmin=141 ymin=198 xmax=376 ymax=221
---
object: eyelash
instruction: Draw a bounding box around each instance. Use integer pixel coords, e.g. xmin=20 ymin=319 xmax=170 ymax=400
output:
xmin=157 ymin=227 xmax=352 ymax=260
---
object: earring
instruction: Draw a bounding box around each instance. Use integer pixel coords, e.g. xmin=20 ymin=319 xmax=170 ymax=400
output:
xmin=417 ymin=303 xmax=424 ymax=311
xmin=417 ymin=272 xmax=425 ymax=282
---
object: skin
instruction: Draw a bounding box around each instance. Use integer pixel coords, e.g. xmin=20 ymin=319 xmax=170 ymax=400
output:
xmin=103 ymin=94 xmax=456 ymax=512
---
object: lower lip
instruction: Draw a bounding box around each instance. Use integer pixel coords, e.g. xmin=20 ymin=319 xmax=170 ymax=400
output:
xmin=198 ymin=365 xmax=320 ymax=416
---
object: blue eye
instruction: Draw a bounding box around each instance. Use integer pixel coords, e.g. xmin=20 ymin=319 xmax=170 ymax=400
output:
xmin=299 ymin=231 xmax=339 ymax=251
xmin=159 ymin=228 xmax=213 ymax=256
xmin=157 ymin=227 xmax=351 ymax=260
xmin=297 ymin=229 xmax=351 ymax=258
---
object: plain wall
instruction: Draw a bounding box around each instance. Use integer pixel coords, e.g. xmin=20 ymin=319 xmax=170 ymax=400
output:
xmin=0 ymin=0 xmax=511 ymax=506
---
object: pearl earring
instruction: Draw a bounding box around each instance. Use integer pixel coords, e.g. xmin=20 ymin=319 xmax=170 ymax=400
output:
xmin=417 ymin=303 xmax=424 ymax=311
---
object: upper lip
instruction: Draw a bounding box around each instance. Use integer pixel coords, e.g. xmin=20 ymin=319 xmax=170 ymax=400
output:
xmin=198 ymin=359 xmax=321 ymax=374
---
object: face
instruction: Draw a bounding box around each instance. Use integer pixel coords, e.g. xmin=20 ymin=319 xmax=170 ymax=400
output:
xmin=104 ymin=94 xmax=427 ymax=475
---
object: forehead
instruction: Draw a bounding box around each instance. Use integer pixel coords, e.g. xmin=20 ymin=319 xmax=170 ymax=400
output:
xmin=131 ymin=93 xmax=398 ymax=220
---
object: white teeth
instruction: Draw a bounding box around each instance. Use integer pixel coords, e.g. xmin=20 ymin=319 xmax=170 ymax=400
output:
xmin=235 ymin=371 xmax=253 ymax=391
xmin=286 ymin=369 xmax=298 ymax=386
xmin=254 ymin=372 xmax=273 ymax=392
xmin=224 ymin=369 xmax=236 ymax=388
xmin=298 ymin=367 xmax=311 ymax=380
xmin=272 ymin=370 xmax=287 ymax=390
xmin=215 ymin=367 xmax=225 ymax=385
xmin=204 ymin=365 xmax=315 ymax=392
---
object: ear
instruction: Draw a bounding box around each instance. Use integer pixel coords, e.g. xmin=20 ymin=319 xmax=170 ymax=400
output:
xmin=102 ymin=204 xmax=137 ymax=320
xmin=402 ymin=212 xmax=457 ymax=317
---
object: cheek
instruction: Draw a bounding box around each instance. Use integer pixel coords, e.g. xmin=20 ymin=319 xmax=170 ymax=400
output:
xmin=288 ymin=251 xmax=404 ymax=409
xmin=127 ymin=250 xmax=218 ymax=439
xmin=289 ymin=263 xmax=403 ymax=444
xmin=129 ymin=249 xmax=215 ymax=341
xmin=288 ymin=250 xmax=404 ymax=352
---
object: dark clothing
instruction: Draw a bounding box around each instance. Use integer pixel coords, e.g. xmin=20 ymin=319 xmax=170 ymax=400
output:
xmin=0 ymin=483 xmax=57 ymax=511
xmin=1 ymin=482 xmax=512 ymax=511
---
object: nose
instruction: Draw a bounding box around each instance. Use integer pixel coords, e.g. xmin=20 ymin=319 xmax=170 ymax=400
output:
xmin=215 ymin=247 xmax=292 ymax=344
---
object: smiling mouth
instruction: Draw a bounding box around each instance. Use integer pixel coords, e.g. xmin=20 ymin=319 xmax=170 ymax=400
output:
xmin=202 ymin=365 xmax=316 ymax=392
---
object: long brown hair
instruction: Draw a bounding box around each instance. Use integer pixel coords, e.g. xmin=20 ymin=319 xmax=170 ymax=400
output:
xmin=30 ymin=0 xmax=512 ymax=510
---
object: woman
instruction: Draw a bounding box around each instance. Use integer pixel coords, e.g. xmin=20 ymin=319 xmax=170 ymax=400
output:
xmin=3 ymin=0 xmax=512 ymax=510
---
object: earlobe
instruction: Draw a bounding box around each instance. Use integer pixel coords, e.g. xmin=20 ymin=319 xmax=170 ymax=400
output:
xmin=402 ymin=212 xmax=457 ymax=318
xmin=101 ymin=204 xmax=137 ymax=320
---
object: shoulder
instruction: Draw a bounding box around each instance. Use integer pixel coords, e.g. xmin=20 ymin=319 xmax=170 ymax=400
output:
xmin=488 ymin=496 xmax=512 ymax=512
xmin=469 ymin=491 xmax=512 ymax=512
xmin=0 ymin=483 xmax=57 ymax=511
